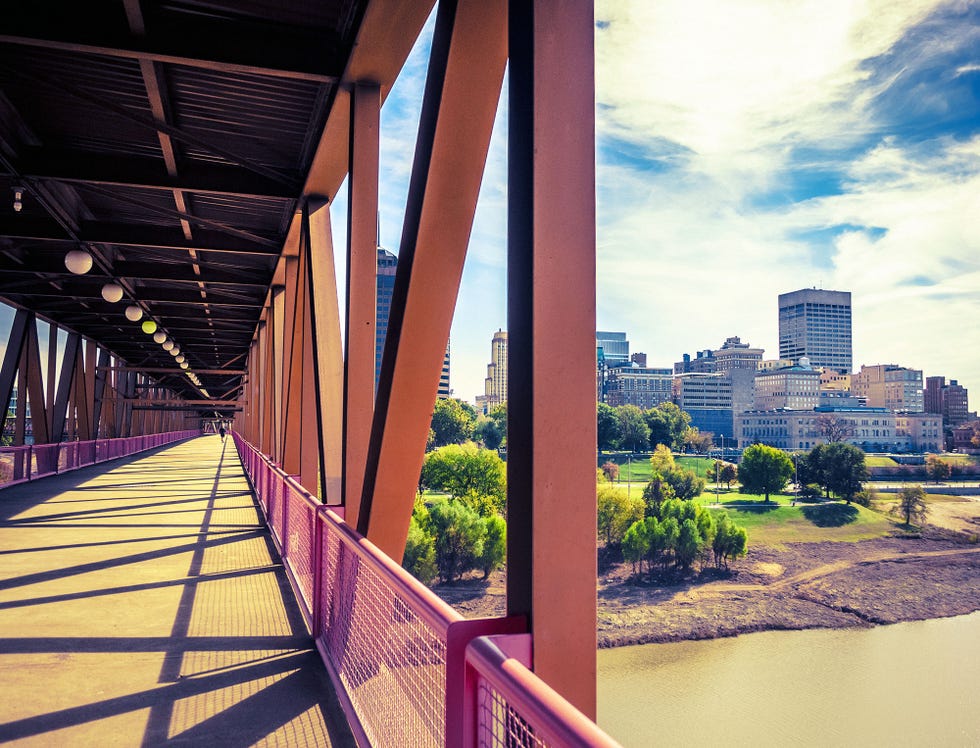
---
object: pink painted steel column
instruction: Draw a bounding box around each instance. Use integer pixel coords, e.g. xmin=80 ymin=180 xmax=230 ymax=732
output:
xmin=358 ymin=0 xmax=508 ymax=560
xmin=508 ymin=0 xmax=598 ymax=718
xmin=307 ymin=199 xmax=345 ymax=504
xmin=343 ymin=82 xmax=380 ymax=526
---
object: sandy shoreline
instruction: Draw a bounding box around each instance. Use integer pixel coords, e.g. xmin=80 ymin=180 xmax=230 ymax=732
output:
xmin=436 ymin=531 xmax=980 ymax=648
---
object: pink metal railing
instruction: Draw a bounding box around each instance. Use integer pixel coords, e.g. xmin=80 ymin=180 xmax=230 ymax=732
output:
xmin=0 ymin=430 xmax=200 ymax=490
xmin=232 ymin=432 xmax=621 ymax=748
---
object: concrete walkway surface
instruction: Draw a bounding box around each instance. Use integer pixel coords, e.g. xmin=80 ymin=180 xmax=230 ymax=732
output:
xmin=0 ymin=435 xmax=355 ymax=747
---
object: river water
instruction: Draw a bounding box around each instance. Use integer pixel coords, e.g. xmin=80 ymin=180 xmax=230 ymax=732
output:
xmin=597 ymin=611 xmax=980 ymax=747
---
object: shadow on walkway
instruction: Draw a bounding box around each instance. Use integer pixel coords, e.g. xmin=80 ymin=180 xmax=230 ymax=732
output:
xmin=0 ymin=435 xmax=354 ymax=746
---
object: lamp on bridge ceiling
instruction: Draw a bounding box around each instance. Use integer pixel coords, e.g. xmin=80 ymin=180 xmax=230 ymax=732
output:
xmin=162 ymin=340 xmax=174 ymax=351
xmin=65 ymin=249 xmax=93 ymax=275
xmin=124 ymin=304 xmax=143 ymax=322
xmin=101 ymin=283 xmax=124 ymax=303
xmin=153 ymin=331 xmax=166 ymax=344
xmin=141 ymin=320 xmax=157 ymax=334
xmin=169 ymin=347 xmax=180 ymax=356
xmin=179 ymin=362 xmax=189 ymax=370
xmin=175 ymin=354 xmax=185 ymax=363
xmin=12 ymin=187 xmax=23 ymax=212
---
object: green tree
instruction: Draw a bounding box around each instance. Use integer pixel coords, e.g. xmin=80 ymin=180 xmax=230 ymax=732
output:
xmin=403 ymin=516 xmax=437 ymax=584
xmin=428 ymin=500 xmax=485 ymax=583
xmin=622 ymin=519 xmax=651 ymax=574
xmin=430 ymin=397 xmax=477 ymax=448
xmin=644 ymin=402 xmax=691 ymax=450
xmin=649 ymin=444 xmax=675 ymax=473
xmin=617 ymin=405 xmax=651 ymax=452
xmin=822 ymin=442 xmax=869 ymax=503
xmin=719 ymin=462 xmax=738 ymax=489
xmin=641 ymin=475 xmax=676 ymax=517
xmin=896 ymin=484 xmax=929 ymax=526
xmin=473 ymin=417 xmax=503 ymax=450
xmin=712 ymin=511 xmax=747 ymax=569
xmin=597 ymin=484 xmax=644 ymax=546
xmin=477 ymin=515 xmax=507 ymax=578
xmin=488 ymin=403 xmax=507 ymax=448
xmin=597 ymin=402 xmax=620 ymax=451
xmin=682 ymin=427 xmax=714 ymax=454
xmin=662 ymin=465 xmax=706 ymax=501
xmin=738 ymin=444 xmax=794 ymax=502
xmin=925 ymin=454 xmax=952 ymax=484
xmin=675 ymin=518 xmax=701 ymax=570
xmin=420 ymin=443 xmax=506 ymax=514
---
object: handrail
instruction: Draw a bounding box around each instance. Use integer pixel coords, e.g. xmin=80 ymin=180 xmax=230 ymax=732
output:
xmin=0 ymin=431 xmax=200 ymax=489
xmin=465 ymin=635 xmax=621 ymax=747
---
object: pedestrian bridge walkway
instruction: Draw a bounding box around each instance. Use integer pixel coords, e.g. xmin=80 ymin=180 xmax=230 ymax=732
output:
xmin=0 ymin=435 xmax=354 ymax=746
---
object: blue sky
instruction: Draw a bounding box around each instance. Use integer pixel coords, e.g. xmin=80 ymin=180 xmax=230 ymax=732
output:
xmin=4 ymin=1 xmax=978 ymax=411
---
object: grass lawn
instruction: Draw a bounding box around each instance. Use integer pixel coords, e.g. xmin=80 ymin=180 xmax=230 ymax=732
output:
xmin=708 ymin=502 xmax=898 ymax=546
xmin=865 ymin=456 xmax=899 ymax=467
xmin=600 ymin=453 xmax=719 ymax=484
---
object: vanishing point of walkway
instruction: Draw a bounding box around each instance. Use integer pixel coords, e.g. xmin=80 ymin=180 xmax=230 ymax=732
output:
xmin=0 ymin=436 xmax=355 ymax=747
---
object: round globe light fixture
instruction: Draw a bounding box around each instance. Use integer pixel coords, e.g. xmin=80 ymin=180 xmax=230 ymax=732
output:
xmin=180 ymin=361 xmax=189 ymax=370
xmin=124 ymin=305 xmax=143 ymax=322
xmin=162 ymin=340 xmax=174 ymax=351
xmin=170 ymin=347 xmax=180 ymax=356
xmin=152 ymin=331 xmax=166 ymax=344
xmin=141 ymin=320 xmax=157 ymax=334
xmin=65 ymin=249 xmax=93 ymax=275
xmin=101 ymin=283 xmax=124 ymax=303
xmin=175 ymin=354 xmax=185 ymax=363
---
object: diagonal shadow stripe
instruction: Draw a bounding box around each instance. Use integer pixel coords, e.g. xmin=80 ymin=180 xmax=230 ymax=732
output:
xmin=0 ymin=650 xmax=314 ymax=742
xmin=0 ymin=564 xmax=282 ymax=610
xmin=0 ymin=530 xmax=265 ymax=592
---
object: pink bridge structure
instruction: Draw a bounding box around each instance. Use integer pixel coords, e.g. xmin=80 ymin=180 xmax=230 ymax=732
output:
xmin=0 ymin=1 xmax=618 ymax=744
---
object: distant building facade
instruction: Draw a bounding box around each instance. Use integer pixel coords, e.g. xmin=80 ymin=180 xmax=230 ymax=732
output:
xmin=753 ymin=362 xmax=822 ymax=411
xmin=439 ymin=345 xmax=451 ymax=399
xmin=925 ymin=376 xmax=970 ymax=426
xmin=674 ymin=372 xmax=734 ymax=440
xmin=778 ymin=288 xmax=852 ymax=373
xmin=596 ymin=331 xmax=629 ymax=402
xmin=674 ymin=336 xmax=763 ymax=375
xmin=475 ymin=329 xmax=507 ymax=413
xmin=376 ymin=247 xmax=398 ymax=390
xmin=605 ymin=367 xmax=673 ymax=409
xmin=851 ymin=364 xmax=923 ymax=413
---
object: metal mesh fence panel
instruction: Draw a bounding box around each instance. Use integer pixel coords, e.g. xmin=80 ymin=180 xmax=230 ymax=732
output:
xmin=283 ymin=483 xmax=317 ymax=618
xmin=477 ymin=678 xmax=548 ymax=748
xmin=317 ymin=517 xmax=448 ymax=747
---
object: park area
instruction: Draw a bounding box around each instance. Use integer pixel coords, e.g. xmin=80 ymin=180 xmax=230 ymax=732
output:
xmin=435 ymin=456 xmax=980 ymax=647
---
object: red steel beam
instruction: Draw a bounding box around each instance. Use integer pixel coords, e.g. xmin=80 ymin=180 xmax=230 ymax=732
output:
xmin=357 ymin=0 xmax=508 ymax=558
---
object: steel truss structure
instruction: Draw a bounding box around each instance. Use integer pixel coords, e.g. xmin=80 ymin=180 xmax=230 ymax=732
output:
xmin=1 ymin=0 xmax=599 ymax=723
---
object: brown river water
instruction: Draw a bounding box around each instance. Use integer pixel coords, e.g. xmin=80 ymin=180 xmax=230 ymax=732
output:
xmin=598 ymin=611 xmax=980 ymax=747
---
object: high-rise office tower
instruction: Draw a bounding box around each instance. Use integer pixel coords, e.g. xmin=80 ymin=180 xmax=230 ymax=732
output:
xmin=778 ymin=288 xmax=852 ymax=373
xmin=376 ymin=247 xmax=398 ymax=391
xmin=376 ymin=246 xmax=450 ymax=399
xmin=476 ymin=329 xmax=507 ymax=413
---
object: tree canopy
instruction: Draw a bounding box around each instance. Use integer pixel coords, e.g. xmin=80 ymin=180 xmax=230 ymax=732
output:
xmin=738 ymin=444 xmax=794 ymax=502
xmin=644 ymin=402 xmax=691 ymax=450
xmin=420 ymin=443 xmax=506 ymax=514
xmin=821 ymin=442 xmax=868 ymax=503
xmin=896 ymin=484 xmax=928 ymax=526
xmin=616 ymin=405 xmax=650 ymax=452
xmin=430 ymin=397 xmax=477 ymax=448
xmin=597 ymin=402 xmax=620 ymax=451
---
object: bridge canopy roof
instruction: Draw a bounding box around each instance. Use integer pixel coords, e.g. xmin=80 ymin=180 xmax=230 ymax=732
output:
xmin=0 ymin=0 xmax=426 ymax=413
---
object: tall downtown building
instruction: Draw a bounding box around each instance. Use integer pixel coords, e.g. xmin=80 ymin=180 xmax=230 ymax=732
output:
xmin=778 ymin=288 xmax=852 ymax=374
xmin=476 ymin=329 xmax=508 ymax=413
xmin=376 ymin=247 xmax=449 ymax=397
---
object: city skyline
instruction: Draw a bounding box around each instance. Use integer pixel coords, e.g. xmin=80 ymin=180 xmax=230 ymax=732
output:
xmin=1 ymin=1 xmax=977 ymax=408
